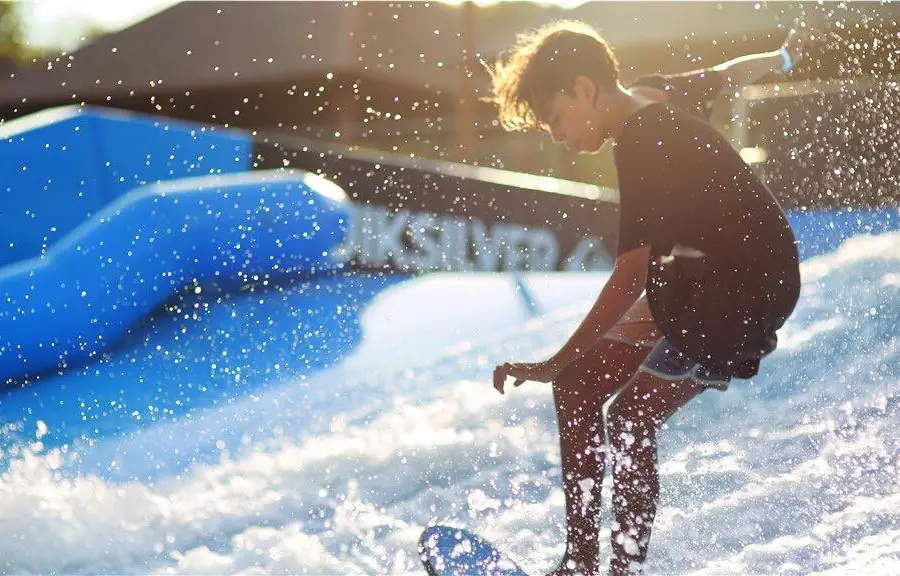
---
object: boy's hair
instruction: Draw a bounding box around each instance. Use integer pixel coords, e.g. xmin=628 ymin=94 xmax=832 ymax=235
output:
xmin=484 ymin=20 xmax=620 ymax=132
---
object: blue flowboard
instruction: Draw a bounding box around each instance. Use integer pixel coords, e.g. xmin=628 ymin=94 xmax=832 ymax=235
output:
xmin=419 ymin=525 xmax=529 ymax=576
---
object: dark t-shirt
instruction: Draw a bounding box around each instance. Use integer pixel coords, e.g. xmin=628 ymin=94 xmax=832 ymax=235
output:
xmin=613 ymin=102 xmax=800 ymax=377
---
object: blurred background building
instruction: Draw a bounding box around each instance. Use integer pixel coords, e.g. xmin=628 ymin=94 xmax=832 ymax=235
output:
xmin=1 ymin=1 xmax=899 ymax=207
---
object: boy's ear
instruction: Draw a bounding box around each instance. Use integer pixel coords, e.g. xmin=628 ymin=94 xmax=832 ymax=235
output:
xmin=573 ymin=75 xmax=599 ymax=101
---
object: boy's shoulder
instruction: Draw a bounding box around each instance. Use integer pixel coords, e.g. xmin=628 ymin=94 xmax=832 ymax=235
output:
xmin=616 ymin=103 xmax=692 ymax=155
xmin=622 ymin=102 xmax=722 ymax=147
xmin=632 ymin=100 xmax=706 ymax=127
xmin=629 ymin=69 xmax=723 ymax=120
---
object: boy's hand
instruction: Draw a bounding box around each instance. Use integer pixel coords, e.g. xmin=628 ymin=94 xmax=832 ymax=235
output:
xmin=493 ymin=360 xmax=561 ymax=394
xmin=783 ymin=25 xmax=821 ymax=64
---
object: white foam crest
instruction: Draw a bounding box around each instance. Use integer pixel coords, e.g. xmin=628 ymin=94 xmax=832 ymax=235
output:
xmin=801 ymin=231 xmax=900 ymax=283
xmin=0 ymin=377 xmax=562 ymax=574
xmin=1 ymin=227 xmax=899 ymax=574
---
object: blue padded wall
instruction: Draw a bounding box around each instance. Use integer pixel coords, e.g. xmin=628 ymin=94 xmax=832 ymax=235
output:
xmin=0 ymin=106 xmax=253 ymax=266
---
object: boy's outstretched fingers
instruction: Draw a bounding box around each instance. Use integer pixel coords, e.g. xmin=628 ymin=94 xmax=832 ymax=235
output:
xmin=493 ymin=366 xmax=507 ymax=394
xmin=507 ymin=364 xmax=526 ymax=388
xmin=493 ymin=365 xmax=526 ymax=394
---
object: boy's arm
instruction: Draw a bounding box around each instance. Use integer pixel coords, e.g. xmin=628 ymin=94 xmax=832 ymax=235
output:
xmin=648 ymin=27 xmax=818 ymax=114
xmin=548 ymin=245 xmax=650 ymax=371
xmin=493 ymin=246 xmax=650 ymax=393
xmin=712 ymin=26 xmax=816 ymax=89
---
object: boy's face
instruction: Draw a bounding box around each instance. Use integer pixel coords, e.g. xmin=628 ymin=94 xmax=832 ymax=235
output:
xmin=541 ymin=76 xmax=612 ymax=154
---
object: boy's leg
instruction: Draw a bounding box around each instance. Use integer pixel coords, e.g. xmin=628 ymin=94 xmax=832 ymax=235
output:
xmin=550 ymin=295 xmax=660 ymax=576
xmin=551 ymin=338 xmax=650 ymax=575
xmin=605 ymin=340 xmax=730 ymax=575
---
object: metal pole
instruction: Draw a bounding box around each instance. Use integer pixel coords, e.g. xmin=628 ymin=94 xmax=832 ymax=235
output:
xmin=456 ymin=0 xmax=477 ymax=162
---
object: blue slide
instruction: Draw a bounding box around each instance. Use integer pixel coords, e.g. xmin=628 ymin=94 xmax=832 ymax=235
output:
xmin=0 ymin=107 xmax=351 ymax=385
xmin=0 ymin=169 xmax=352 ymax=385
xmin=0 ymin=105 xmax=254 ymax=267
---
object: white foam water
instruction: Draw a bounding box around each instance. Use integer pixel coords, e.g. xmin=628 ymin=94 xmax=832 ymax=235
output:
xmin=0 ymin=232 xmax=898 ymax=575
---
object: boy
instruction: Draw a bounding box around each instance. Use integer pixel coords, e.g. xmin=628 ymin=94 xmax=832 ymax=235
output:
xmin=489 ymin=20 xmax=806 ymax=575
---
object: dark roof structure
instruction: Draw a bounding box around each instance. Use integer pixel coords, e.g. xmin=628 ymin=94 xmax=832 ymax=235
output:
xmin=3 ymin=1 xmax=898 ymax=183
xmin=1 ymin=1 xmax=829 ymax=113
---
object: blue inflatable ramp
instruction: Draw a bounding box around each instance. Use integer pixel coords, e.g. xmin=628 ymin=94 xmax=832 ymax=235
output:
xmin=0 ymin=169 xmax=351 ymax=385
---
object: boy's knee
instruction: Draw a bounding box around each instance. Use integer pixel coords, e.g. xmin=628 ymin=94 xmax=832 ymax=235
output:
xmin=606 ymin=397 xmax=655 ymax=452
xmin=606 ymin=397 xmax=638 ymax=433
